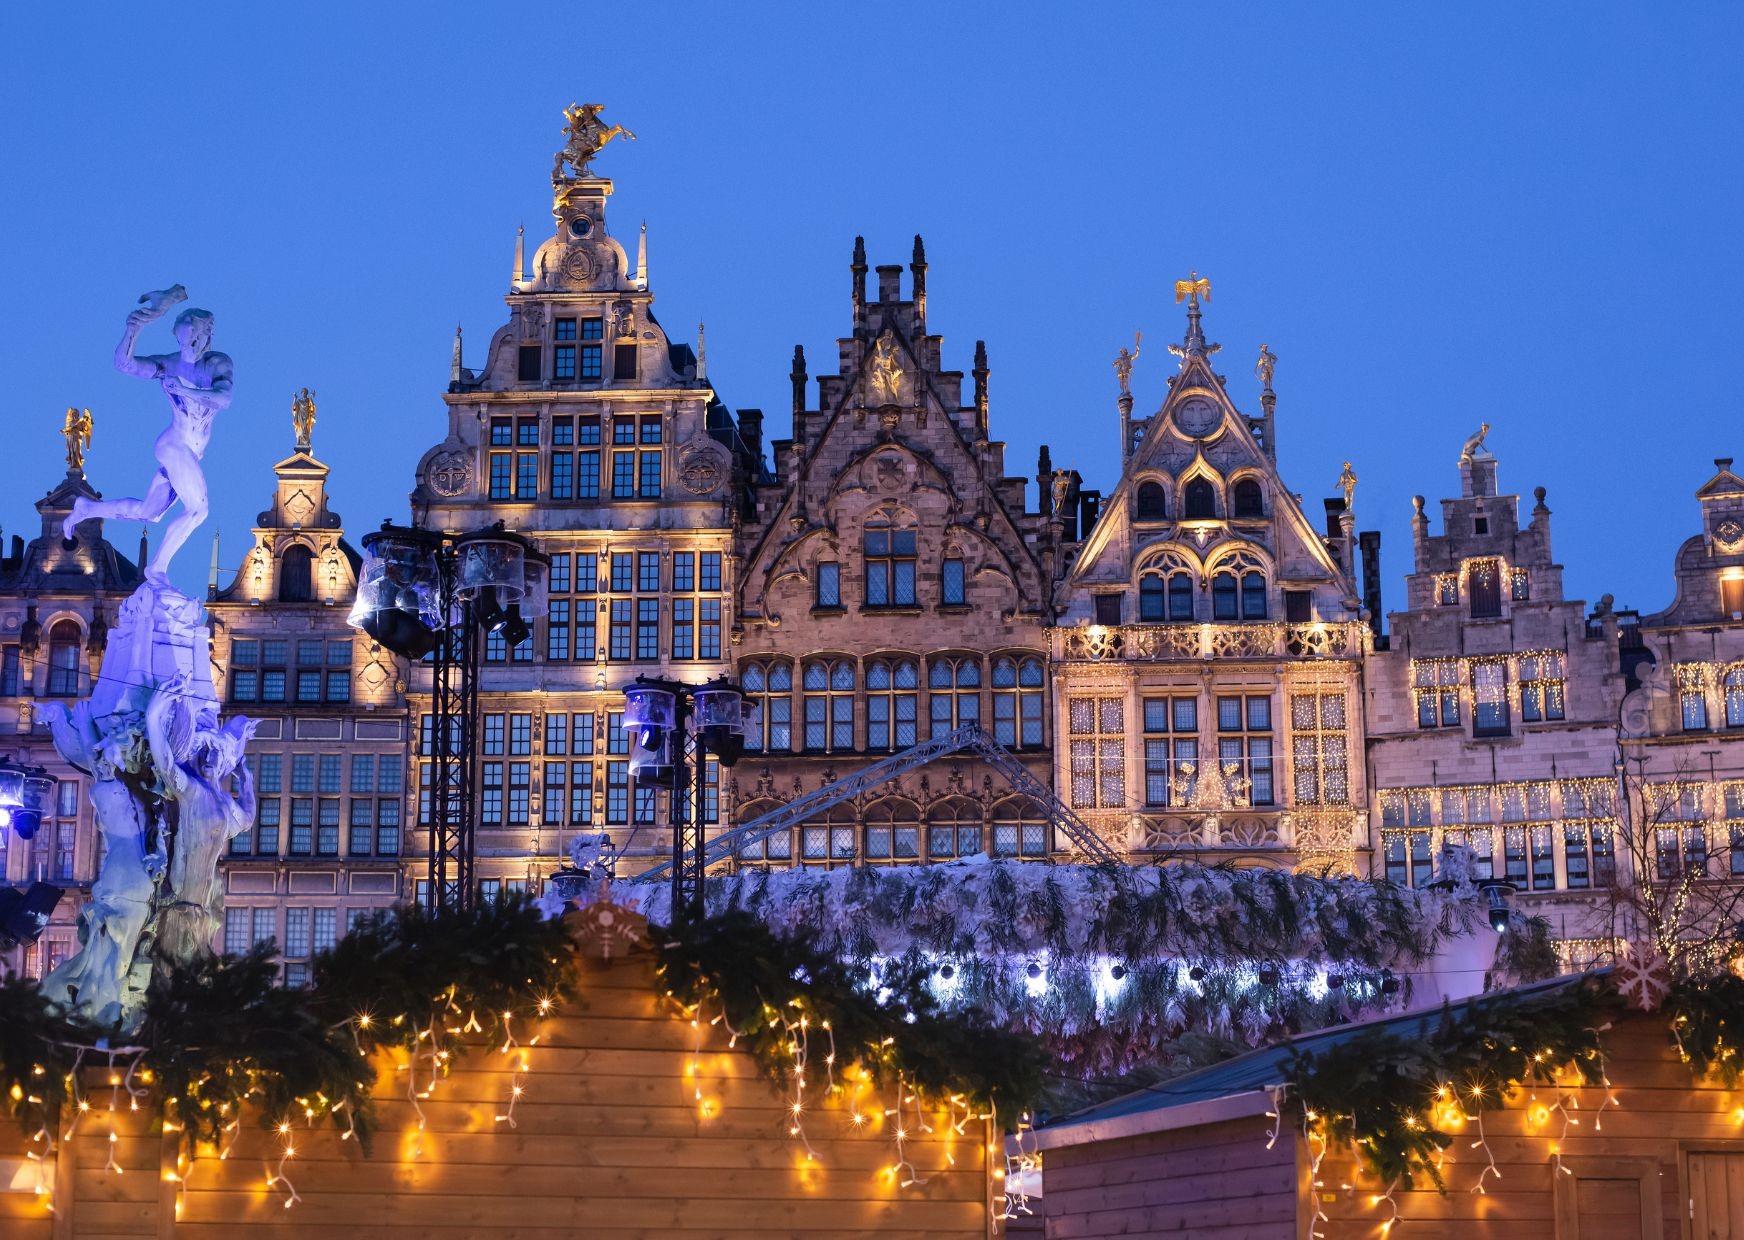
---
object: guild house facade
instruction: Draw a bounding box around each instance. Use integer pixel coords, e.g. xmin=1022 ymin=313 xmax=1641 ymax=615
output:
xmin=22 ymin=111 xmax=1735 ymax=973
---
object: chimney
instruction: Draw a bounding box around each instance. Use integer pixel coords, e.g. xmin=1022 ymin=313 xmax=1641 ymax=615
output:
xmin=910 ymin=235 xmax=928 ymax=330
xmin=875 ymin=264 xmax=902 ymax=304
xmin=850 ymin=236 xmax=867 ymax=331
xmin=1359 ymin=529 xmax=1384 ymax=643
xmin=1037 ymin=445 xmax=1054 ymax=520
xmin=737 ymin=409 xmax=764 ymax=472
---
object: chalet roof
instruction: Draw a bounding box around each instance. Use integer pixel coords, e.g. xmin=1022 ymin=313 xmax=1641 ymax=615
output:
xmin=1031 ymin=972 xmax=1597 ymax=1151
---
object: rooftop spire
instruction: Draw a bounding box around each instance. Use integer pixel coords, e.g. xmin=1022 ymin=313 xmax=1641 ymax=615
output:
xmin=635 ymin=220 xmax=648 ymax=291
xmin=1167 ymin=272 xmax=1220 ymax=367
xmin=851 ymin=235 xmax=868 ymax=328
xmin=696 ymin=322 xmax=708 ymax=382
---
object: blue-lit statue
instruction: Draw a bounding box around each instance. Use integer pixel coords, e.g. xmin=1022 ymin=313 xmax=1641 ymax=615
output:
xmin=63 ymin=285 xmax=234 ymax=585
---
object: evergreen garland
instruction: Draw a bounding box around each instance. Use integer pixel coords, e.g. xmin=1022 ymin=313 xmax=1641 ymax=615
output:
xmin=0 ymin=974 xmax=85 ymax=1146
xmin=1665 ymin=971 xmax=1744 ymax=1087
xmin=654 ymin=910 xmax=1046 ymax=1125
xmin=1282 ymin=977 xmax=1622 ymax=1188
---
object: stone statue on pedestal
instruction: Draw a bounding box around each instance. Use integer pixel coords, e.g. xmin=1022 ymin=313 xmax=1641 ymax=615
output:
xmin=63 ymin=286 xmax=233 ymax=585
xmin=41 ymin=285 xmax=251 ymax=1033
xmin=63 ymin=407 xmax=93 ymax=473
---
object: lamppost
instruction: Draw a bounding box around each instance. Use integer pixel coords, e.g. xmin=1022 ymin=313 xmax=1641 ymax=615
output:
xmin=0 ymin=757 xmax=62 ymax=952
xmin=621 ymin=676 xmax=750 ymax=925
xmin=349 ymin=521 xmax=548 ymax=913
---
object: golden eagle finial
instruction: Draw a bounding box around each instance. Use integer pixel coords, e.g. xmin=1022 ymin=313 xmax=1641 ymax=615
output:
xmin=1174 ymin=272 xmax=1211 ymax=304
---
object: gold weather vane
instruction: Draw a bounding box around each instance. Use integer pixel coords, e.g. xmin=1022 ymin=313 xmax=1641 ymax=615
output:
xmin=1174 ymin=272 xmax=1211 ymax=303
xmin=62 ymin=406 xmax=93 ymax=472
xmin=292 ymin=387 xmax=317 ymax=452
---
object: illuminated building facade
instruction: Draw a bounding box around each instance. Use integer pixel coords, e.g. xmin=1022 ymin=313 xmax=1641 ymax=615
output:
xmin=0 ymin=457 xmax=143 ymax=977
xmin=731 ymin=238 xmax=1059 ymax=865
xmin=1363 ymin=445 xmax=1628 ymax=957
xmin=1050 ymin=290 xmax=1372 ymax=870
xmin=407 ymin=144 xmax=759 ymax=890
xmin=206 ymin=417 xmax=411 ymax=984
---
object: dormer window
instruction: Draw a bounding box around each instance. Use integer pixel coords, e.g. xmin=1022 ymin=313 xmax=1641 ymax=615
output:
xmin=1232 ymin=479 xmax=1264 ymax=519
xmin=1135 ymin=481 xmax=1167 ymax=521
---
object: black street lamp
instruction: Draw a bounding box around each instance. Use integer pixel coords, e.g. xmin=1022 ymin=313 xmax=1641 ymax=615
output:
xmin=350 ymin=521 xmax=548 ymax=913
xmin=0 ymin=756 xmax=62 ymax=951
xmin=621 ymin=675 xmax=750 ymax=924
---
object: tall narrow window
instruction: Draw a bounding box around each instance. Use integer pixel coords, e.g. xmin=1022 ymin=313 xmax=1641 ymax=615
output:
xmin=802 ymin=659 xmax=855 ymax=751
xmin=1468 ymin=559 xmax=1502 ymax=618
xmin=45 ymin=621 xmax=82 ymax=696
xmin=941 ymin=558 xmax=966 ymax=606
xmin=992 ymin=656 xmax=1045 ymax=748
xmin=1135 ymin=481 xmax=1167 ymax=521
xmin=1069 ymin=697 xmax=1126 ymax=810
xmin=1471 ymin=660 xmax=1510 ymax=737
xmin=1679 ymin=666 xmax=1710 ymax=730
xmin=1217 ymin=695 xmax=1274 ymax=806
xmin=742 ymin=662 xmax=793 ymax=752
xmin=580 ymin=317 xmax=603 ymax=379
xmin=864 ymin=522 xmax=917 ymax=606
xmin=866 ymin=659 xmax=919 ymax=750
xmin=928 ymin=657 xmax=981 ymax=739
xmin=1290 ymin=691 xmax=1349 ymax=805
xmin=1724 ymin=668 xmax=1744 ymax=727
xmin=1139 ymin=574 xmax=1166 ymax=621
xmin=1231 ymin=479 xmax=1263 ymax=518
xmin=1142 ymin=697 xmax=1198 ymax=807
xmin=279 ymin=546 xmax=313 ymax=602
xmin=1413 ymin=659 xmax=1461 ymax=728
xmin=1168 ymin=572 xmax=1194 ymax=620
xmin=816 ymin=561 xmax=841 ymax=608
xmin=1519 ymin=651 xmax=1567 ymax=722
xmin=1212 ymin=572 xmax=1239 ymax=621
xmin=1183 ymin=478 xmax=1216 ymax=519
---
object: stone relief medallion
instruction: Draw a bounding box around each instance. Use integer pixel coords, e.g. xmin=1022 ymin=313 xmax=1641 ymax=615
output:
xmin=516 ymin=305 xmax=546 ymax=338
xmin=361 ymin=660 xmax=389 ymax=689
xmin=873 ymin=452 xmax=911 ymax=492
xmin=561 ymin=247 xmax=598 ymax=285
xmin=679 ymin=451 xmax=722 ymax=496
xmin=1716 ymin=516 xmax=1743 ymax=549
xmin=427 ymin=450 xmax=473 ymax=497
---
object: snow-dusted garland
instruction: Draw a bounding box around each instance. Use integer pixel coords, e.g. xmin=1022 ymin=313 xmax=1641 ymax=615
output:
xmin=616 ymin=855 xmax=1532 ymax=1075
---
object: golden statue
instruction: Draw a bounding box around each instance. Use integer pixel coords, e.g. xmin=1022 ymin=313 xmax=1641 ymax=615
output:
xmin=1113 ymin=331 xmax=1142 ymax=396
xmin=1174 ymin=272 xmax=1211 ymax=303
xmin=62 ymin=406 xmax=93 ymax=472
xmin=1255 ymin=343 xmax=1277 ymax=388
xmin=291 ymin=387 xmax=316 ymax=452
xmin=1337 ymin=461 xmax=1358 ymax=510
xmin=553 ymin=103 xmax=637 ymax=181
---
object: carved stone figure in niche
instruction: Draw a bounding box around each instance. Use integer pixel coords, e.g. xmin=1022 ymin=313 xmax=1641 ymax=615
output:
xmin=63 ymin=285 xmax=234 ymax=584
xmin=868 ymin=334 xmax=904 ymax=405
xmin=613 ymin=301 xmax=636 ymax=339
xmin=322 ymin=546 xmax=343 ymax=598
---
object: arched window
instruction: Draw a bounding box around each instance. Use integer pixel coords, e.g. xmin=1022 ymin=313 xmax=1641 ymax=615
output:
xmin=1135 ymin=481 xmax=1168 ymax=521
xmin=1139 ymin=574 xmax=1166 ymax=621
xmin=46 ymin=620 xmax=82 ymax=696
xmin=1243 ymin=571 xmax=1268 ymax=619
xmin=1183 ymin=478 xmax=1216 ymax=520
xmin=279 ymin=545 xmax=314 ymax=603
xmin=864 ymin=797 xmax=920 ymax=862
xmin=732 ymin=799 xmax=790 ymax=863
xmin=992 ymin=655 xmax=1045 ymax=747
xmin=927 ymin=798 xmax=984 ymax=860
xmin=928 ymin=656 xmax=981 ymax=738
xmin=1169 ymin=572 xmax=1195 ymax=620
xmin=866 ymin=658 xmax=919 ymax=750
xmin=802 ymin=659 xmax=855 ymax=751
xmin=1725 ymin=667 xmax=1744 ymax=727
xmin=740 ymin=661 xmax=793 ymax=752
xmin=1232 ymin=479 xmax=1264 ymax=519
xmin=991 ymin=797 xmax=1050 ymax=858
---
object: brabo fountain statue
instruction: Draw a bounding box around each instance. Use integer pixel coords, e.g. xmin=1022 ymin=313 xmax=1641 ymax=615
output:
xmin=44 ymin=286 xmax=256 ymax=1032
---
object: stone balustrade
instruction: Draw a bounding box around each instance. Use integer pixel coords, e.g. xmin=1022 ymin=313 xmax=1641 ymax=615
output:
xmin=1053 ymin=620 xmax=1368 ymax=663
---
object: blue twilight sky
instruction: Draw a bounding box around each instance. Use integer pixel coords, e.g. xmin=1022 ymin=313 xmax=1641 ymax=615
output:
xmin=1 ymin=4 xmax=1739 ymax=614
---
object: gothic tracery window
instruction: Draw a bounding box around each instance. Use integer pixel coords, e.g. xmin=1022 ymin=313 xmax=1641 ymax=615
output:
xmin=928 ymin=656 xmax=981 ymax=738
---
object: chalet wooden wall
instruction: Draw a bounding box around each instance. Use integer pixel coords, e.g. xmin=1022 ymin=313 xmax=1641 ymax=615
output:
xmin=1041 ymin=1116 xmax=1296 ymax=1239
xmin=1306 ymin=1014 xmax=1744 ymax=1239
xmin=0 ymin=908 xmax=993 ymax=1239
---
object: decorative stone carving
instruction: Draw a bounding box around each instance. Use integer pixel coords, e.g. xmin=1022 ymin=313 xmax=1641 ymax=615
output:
xmin=868 ymin=333 xmax=905 ymax=405
xmin=551 ymin=103 xmax=636 ymax=183
xmin=427 ymin=449 xmax=473 ymax=498
xmin=679 ymin=449 xmax=723 ymax=496
xmin=561 ymin=247 xmax=598 ymax=286
xmin=1715 ymin=516 xmax=1743 ymax=550
xmin=282 ymin=488 xmax=315 ymax=524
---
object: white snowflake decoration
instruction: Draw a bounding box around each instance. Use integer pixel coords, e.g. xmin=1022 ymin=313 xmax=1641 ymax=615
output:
xmin=1615 ymin=941 xmax=1671 ymax=1011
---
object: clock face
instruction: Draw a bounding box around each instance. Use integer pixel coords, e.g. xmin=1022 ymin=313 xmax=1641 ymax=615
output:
xmin=1175 ymin=398 xmax=1219 ymax=438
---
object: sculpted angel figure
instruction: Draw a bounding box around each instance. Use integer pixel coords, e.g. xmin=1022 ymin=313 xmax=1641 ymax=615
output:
xmin=145 ymin=678 xmax=256 ymax=965
xmin=1113 ymin=332 xmax=1142 ymax=396
xmin=1459 ymin=422 xmax=1491 ymax=464
xmin=63 ymin=407 xmax=93 ymax=472
xmin=63 ymin=286 xmax=234 ymax=585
